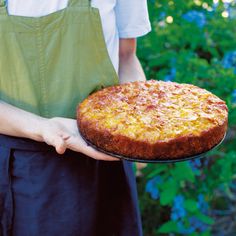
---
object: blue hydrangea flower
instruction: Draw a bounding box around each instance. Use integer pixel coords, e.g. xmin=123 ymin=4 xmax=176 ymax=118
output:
xmin=230 ymin=181 xmax=236 ymax=191
xmin=202 ymin=158 xmax=209 ymax=167
xmin=171 ymin=194 xmax=210 ymax=233
xmin=229 ymin=6 xmax=236 ymax=19
xmin=171 ymin=195 xmax=186 ymax=221
xmin=176 ymin=216 xmax=209 ymax=234
xmin=197 ymin=194 xmax=209 ymax=214
xmin=188 ymin=158 xmax=202 ymax=175
xmin=164 ymin=67 xmax=176 ymax=81
xmin=189 ymin=216 xmax=209 ymax=232
xmin=145 ymin=176 xmax=162 ymax=200
xmin=222 ymin=50 xmax=236 ymax=74
xmin=159 ymin=11 xmax=166 ymax=20
xmin=213 ymin=0 xmax=219 ymax=9
xmin=182 ymin=10 xmax=206 ymax=28
xmin=177 ymin=221 xmax=195 ymax=235
xmin=223 ymin=1 xmax=233 ymax=18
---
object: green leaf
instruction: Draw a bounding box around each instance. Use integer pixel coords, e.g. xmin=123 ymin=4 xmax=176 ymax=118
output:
xmin=189 ymin=233 xmax=199 ymax=236
xmin=184 ymin=199 xmax=199 ymax=213
xmin=160 ymin=179 xmax=178 ymax=205
xmin=160 ymin=188 xmax=176 ymax=205
xmin=199 ymin=231 xmax=211 ymax=236
xmin=171 ymin=162 xmax=195 ymax=182
xmin=146 ymin=165 xmax=167 ymax=179
xmin=158 ymin=221 xmax=178 ymax=233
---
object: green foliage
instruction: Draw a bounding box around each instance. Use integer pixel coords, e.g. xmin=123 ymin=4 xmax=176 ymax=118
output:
xmin=137 ymin=0 xmax=236 ymax=235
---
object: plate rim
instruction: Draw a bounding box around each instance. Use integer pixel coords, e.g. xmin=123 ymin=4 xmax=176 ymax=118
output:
xmin=80 ymin=132 xmax=226 ymax=163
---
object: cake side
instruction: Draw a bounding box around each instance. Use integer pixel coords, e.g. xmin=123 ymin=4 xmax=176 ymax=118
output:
xmin=78 ymin=114 xmax=227 ymax=159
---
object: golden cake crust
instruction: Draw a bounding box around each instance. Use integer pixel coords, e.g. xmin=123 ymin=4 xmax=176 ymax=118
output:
xmin=77 ymin=80 xmax=228 ymax=160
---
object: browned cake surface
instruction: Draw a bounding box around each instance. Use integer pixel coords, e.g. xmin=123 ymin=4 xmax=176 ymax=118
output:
xmin=77 ymin=80 xmax=228 ymax=160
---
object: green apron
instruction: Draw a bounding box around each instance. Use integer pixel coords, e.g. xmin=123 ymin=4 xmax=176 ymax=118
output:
xmin=0 ymin=0 xmax=143 ymax=235
xmin=0 ymin=0 xmax=118 ymax=118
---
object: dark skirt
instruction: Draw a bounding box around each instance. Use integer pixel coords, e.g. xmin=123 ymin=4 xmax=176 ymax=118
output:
xmin=0 ymin=134 xmax=143 ymax=236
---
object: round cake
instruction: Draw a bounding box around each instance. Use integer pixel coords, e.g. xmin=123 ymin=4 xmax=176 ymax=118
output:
xmin=77 ymin=80 xmax=228 ymax=160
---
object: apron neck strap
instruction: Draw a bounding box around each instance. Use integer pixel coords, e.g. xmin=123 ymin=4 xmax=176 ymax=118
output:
xmin=69 ymin=0 xmax=90 ymax=7
xmin=0 ymin=0 xmax=7 ymax=15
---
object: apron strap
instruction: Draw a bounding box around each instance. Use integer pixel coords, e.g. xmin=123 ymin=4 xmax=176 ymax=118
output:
xmin=69 ymin=0 xmax=90 ymax=7
xmin=0 ymin=0 xmax=8 ymax=15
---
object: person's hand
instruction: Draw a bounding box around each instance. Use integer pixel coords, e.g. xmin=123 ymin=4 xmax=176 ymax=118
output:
xmin=40 ymin=117 xmax=119 ymax=161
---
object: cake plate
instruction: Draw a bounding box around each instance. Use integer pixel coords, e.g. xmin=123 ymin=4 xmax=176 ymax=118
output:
xmin=81 ymin=133 xmax=226 ymax=163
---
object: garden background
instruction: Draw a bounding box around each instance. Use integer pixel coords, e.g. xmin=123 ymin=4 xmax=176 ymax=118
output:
xmin=136 ymin=0 xmax=236 ymax=235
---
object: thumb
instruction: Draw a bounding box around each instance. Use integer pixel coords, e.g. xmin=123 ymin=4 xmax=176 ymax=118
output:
xmin=54 ymin=136 xmax=67 ymax=155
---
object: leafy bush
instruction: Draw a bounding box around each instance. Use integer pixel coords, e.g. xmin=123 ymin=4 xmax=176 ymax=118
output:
xmin=137 ymin=0 xmax=236 ymax=235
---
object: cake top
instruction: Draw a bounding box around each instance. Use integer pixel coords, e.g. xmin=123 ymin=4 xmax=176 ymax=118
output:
xmin=78 ymin=80 xmax=228 ymax=143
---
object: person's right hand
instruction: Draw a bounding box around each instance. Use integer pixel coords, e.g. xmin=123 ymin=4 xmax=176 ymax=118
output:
xmin=39 ymin=117 xmax=120 ymax=161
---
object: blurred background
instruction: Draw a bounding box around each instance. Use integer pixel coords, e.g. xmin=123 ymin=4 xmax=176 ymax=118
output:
xmin=136 ymin=0 xmax=236 ymax=235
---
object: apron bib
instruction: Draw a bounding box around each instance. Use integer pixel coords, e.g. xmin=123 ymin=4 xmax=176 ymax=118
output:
xmin=0 ymin=0 xmax=143 ymax=235
xmin=0 ymin=0 xmax=118 ymax=118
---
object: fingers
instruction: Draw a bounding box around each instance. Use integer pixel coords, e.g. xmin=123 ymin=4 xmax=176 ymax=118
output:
xmin=62 ymin=131 xmax=120 ymax=161
xmin=83 ymin=146 xmax=120 ymax=161
xmin=67 ymin=137 xmax=120 ymax=161
xmin=54 ymin=136 xmax=68 ymax=155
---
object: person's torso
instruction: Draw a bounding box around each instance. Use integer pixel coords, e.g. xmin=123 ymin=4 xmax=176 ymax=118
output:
xmin=7 ymin=0 xmax=119 ymax=71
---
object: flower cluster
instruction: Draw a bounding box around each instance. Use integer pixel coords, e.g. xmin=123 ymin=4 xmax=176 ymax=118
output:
xmin=222 ymin=50 xmax=236 ymax=74
xmin=171 ymin=195 xmax=194 ymax=234
xmin=164 ymin=67 xmax=176 ymax=82
xmin=145 ymin=176 xmax=162 ymax=200
xmin=198 ymin=194 xmax=209 ymax=214
xmin=171 ymin=194 xmax=210 ymax=234
xmin=182 ymin=10 xmax=206 ymax=28
xmin=231 ymin=89 xmax=236 ymax=105
xmin=188 ymin=216 xmax=208 ymax=232
xmin=171 ymin=195 xmax=186 ymax=220
xmin=229 ymin=6 xmax=236 ymax=19
xmin=177 ymin=221 xmax=195 ymax=235
xmin=188 ymin=158 xmax=209 ymax=175
xmin=188 ymin=158 xmax=202 ymax=174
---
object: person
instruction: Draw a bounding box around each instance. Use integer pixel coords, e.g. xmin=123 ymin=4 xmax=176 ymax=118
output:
xmin=0 ymin=0 xmax=151 ymax=235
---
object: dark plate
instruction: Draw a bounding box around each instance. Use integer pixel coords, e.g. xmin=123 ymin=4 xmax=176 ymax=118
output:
xmin=81 ymin=133 xmax=226 ymax=163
